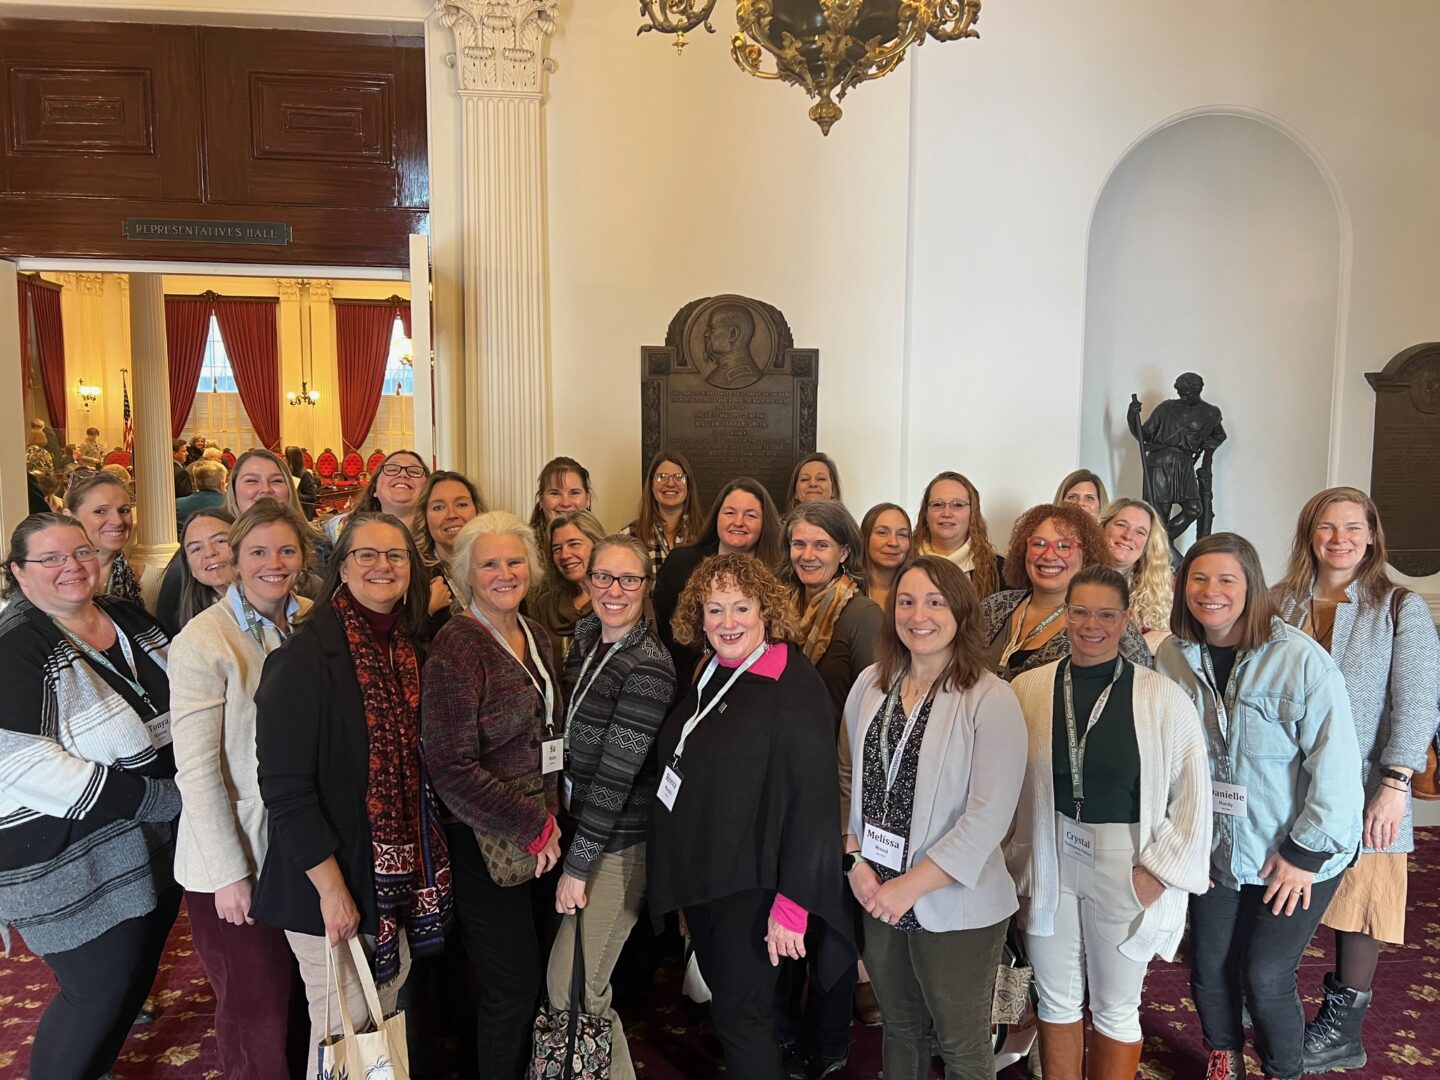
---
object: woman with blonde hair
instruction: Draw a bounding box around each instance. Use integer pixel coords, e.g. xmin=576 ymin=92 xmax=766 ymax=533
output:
xmin=1055 ymin=470 xmax=1109 ymax=520
xmin=911 ymin=471 xmax=1003 ymax=598
xmin=1272 ymin=487 xmax=1440 ymax=1072
xmin=1099 ymin=497 xmax=1174 ymax=650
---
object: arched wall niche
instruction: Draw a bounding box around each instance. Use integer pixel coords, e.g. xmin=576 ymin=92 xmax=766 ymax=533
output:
xmin=1080 ymin=109 xmax=1347 ymax=577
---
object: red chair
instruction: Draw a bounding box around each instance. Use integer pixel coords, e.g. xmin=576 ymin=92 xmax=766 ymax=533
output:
xmin=341 ymin=452 xmax=363 ymax=482
xmin=366 ymin=450 xmax=386 ymax=476
xmin=221 ymin=450 xmax=236 ymax=471
xmin=302 ymin=450 xmax=314 ymax=471
xmin=315 ymin=449 xmax=339 ymax=482
xmin=103 ymin=450 xmax=132 ymax=468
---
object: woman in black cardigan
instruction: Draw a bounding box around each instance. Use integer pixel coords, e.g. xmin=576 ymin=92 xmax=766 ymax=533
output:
xmin=252 ymin=514 xmax=451 ymax=1052
xmin=649 ymin=553 xmax=854 ymax=1080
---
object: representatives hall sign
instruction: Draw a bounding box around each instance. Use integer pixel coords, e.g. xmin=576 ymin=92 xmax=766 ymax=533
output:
xmin=122 ymin=219 xmax=292 ymax=246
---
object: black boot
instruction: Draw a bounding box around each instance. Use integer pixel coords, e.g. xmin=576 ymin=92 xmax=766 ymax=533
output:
xmin=1303 ymin=972 xmax=1372 ymax=1072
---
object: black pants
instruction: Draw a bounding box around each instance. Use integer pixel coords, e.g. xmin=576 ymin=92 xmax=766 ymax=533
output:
xmin=773 ymin=914 xmax=857 ymax=1059
xmin=30 ymin=885 xmax=182 ymax=1080
xmin=1190 ymin=874 xmax=1344 ymax=1080
xmin=447 ymin=824 xmax=542 ymax=1080
xmin=686 ymin=889 xmax=784 ymax=1080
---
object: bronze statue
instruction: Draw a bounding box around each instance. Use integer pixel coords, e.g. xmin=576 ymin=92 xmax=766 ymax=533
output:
xmin=1127 ymin=373 xmax=1227 ymax=545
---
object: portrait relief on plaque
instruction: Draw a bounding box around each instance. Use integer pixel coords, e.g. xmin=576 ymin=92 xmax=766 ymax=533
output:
xmin=1366 ymin=343 xmax=1440 ymax=577
xmin=642 ymin=294 xmax=817 ymax=508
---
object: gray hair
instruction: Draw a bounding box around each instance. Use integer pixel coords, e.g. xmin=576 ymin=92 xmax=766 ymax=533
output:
xmin=445 ymin=510 xmax=544 ymax=608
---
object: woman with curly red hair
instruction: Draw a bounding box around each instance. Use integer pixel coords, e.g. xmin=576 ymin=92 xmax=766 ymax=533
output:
xmin=981 ymin=504 xmax=1152 ymax=681
xmin=649 ymin=554 xmax=854 ymax=1080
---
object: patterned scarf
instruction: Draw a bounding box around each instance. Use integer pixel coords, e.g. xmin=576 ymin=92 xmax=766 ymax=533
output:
xmin=798 ymin=574 xmax=858 ymax=664
xmin=105 ymin=552 xmax=142 ymax=606
xmin=332 ymin=587 xmax=452 ymax=983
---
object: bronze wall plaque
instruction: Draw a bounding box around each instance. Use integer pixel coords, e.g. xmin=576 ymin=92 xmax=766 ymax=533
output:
xmin=641 ymin=294 xmax=817 ymax=508
xmin=1366 ymin=343 xmax=1440 ymax=577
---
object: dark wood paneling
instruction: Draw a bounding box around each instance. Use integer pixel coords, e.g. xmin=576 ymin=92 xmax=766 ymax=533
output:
xmin=202 ymin=28 xmax=428 ymax=210
xmin=0 ymin=196 xmax=427 ymax=267
xmin=0 ymin=21 xmax=202 ymax=200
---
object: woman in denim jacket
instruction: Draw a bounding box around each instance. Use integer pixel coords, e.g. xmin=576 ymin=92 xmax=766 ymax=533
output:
xmin=1156 ymin=533 xmax=1361 ymax=1080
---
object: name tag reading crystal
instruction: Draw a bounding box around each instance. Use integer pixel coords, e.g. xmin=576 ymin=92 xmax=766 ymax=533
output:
xmin=1059 ymin=815 xmax=1095 ymax=868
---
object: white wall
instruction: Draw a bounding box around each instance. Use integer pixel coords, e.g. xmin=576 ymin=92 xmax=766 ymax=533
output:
xmin=1080 ymin=114 xmax=1339 ymax=578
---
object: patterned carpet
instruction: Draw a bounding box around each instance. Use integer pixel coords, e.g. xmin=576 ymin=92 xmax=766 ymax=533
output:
xmin=1 ymin=830 xmax=1436 ymax=1078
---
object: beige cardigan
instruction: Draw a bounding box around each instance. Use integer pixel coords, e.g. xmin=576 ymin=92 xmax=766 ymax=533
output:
xmin=168 ymin=591 xmax=312 ymax=894
xmin=1005 ymin=660 xmax=1211 ymax=962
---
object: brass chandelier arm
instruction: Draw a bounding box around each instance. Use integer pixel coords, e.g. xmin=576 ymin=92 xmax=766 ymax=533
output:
xmin=637 ymin=0 xmax=718 ymax=36
xmin=928 ymin=0 xmax=982 ymax=41
xmin=730 ymin=34 xmax=782 ymax=79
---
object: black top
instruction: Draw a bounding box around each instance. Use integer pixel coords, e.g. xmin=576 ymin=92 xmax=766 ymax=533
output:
xmin=1051 ymin=658 xmax=1140 ymax=824
xmin=251 ymin=604 xmax=380 ymax=937
xmin=859 ymin=692 xmax=933 ymax=932
xmin=647 ymin=644 xmax=855 ymax=989
xmin=1208 ymin=643 xmax=1239 ymax=694
xmin=651 ymin=541 xmax=718 ymax=686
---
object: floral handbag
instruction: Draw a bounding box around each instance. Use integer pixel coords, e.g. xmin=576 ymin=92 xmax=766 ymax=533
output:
xmin=530 ymin=910 xmax=612 ymax=1079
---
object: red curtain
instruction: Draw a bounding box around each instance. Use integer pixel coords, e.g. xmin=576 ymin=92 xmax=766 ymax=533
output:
xmin=213 ymin=299 xmax=281 ymax=450
xmin=335 ymin=302 xmax=398 ymax=452
xmin=17 ymin=283 xmax=32 ymax=399
xmin=28 ymin=283 xmax=68 ymax=436
xmin=398 ymin=300 xmax=412 ymax=340
xmin=165 ymin=298 xmax=213 ymax=438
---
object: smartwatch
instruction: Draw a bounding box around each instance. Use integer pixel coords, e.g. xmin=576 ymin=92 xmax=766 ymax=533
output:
xmin=1380 ymin=768 xmax=1412 ymax=786
xmin=842 ymin=851 xmax=865 ymax=875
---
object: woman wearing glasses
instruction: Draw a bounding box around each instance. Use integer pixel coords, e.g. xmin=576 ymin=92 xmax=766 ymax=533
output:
xmin=252 ymin=514 xmax=452 ymax=1053
xmin=981 ymin=504 xmax=1152 ymax=682
xmin=1007 ymin=566 xmax=1210 ymax=1080
xmin=546 ymin=534 xmax=676 ymax=1080
xmin=422 ymin=511 xmax=564 ymax=1078
xmin=65 ymin=471 xmax=149 ymax=608
xmin=625 ymin=449 xmax=702 ymax=575
xmin=325 ymin=450 xmax=431 ymax=542
xmin=0 ymin=514 xmax=180 ymax=1079
xmin=911 ymin=471 xmax=1004 ymax=599
xmin=169 ymin=501 xmax=314 ymax=1079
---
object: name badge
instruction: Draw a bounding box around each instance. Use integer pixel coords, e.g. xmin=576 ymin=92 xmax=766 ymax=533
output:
xmin=657 ymin=765 xmax=683 ymax=811
xmin=1059 ymin=815 xmax=1095 ymax=867
xmin=1212 ymin=781 xmax=1248 ymax=818
xmin=540 ymin=738 xmax=564 ymax=775
xmin=861 ymin=820 xmax=905 ymax=872
xmin=561 ymin=774 xmax=574 ymax=811
xmin=145 ymin=712 xmax=172 ymax=749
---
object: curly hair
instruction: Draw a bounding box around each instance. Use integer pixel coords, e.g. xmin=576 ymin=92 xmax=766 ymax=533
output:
xmin=1002 ymin=503 xmax=1108 ymax=590
xmin=670 ymin=552 xmax=797 ymax=649
xmin=1099 ymin=497 xmax=1173 ymax=634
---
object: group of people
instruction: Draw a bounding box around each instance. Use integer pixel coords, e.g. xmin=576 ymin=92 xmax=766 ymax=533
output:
xmin=0 ymin=442 xmax=1436 ymax=1080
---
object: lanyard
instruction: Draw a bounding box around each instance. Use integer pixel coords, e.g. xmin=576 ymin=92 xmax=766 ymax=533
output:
xmin=877 ymin=676 xmax=936 ymax=821
xmin=61 ymin=618 xmax=155 ymax=716
xmin=1199 ymin=645 xmax=1244 ymax=755
xmin=470 ymin=605 xmax=557 ymax=736
xmin=998 ymin=596 xmax=1065 ymax=671
xmin=564 ymin=635 xmax=625 ymax=729
xmin=236 ymin=589 xmax=290 ymax=654
xmin=1061 ymin=656 xmax=1125 ymax=821
xmin=670 ymin=644 xmax=767 ymax=765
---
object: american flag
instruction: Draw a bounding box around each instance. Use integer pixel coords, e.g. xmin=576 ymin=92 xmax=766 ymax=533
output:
xmin=121 ymin=369 xmax=134 ymax=454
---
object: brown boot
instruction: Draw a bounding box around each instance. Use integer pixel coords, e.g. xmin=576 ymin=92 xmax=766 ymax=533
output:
xmin=1037 ymin=1019 xmax=1085 ymax=1080
xmin=1088 ymin=1030 xmax=1143 ymax=1080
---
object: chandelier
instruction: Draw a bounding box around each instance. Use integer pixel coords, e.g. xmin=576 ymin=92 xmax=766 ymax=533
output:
xmin=638 ymin=0 xmax=982 ymax=135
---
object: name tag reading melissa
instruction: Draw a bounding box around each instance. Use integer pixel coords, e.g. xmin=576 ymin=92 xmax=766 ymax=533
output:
xmin=540 ymin=738 xmax=564 ymax=775
xmin=1059 ymin=815 xmax=1095 ymax=867
xmin=657 ymin=765 xmax=683 ymax=811
xmin=1212 ymin=781 xmax=1248 ymax=818
xmin=861 ymin=820 xmax=905 ymax=872
xmin=145 ymin=713 xmax=172 ymax=749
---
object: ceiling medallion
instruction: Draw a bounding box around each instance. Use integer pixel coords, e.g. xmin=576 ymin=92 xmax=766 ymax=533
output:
xmin=638 ymin=0 xmax=981 ymax=135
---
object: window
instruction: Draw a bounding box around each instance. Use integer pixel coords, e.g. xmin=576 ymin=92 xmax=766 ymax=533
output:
xmin=182 ymin=315 xmax=257 ymax=450
xmin=362 ymin=314 xmax=416 ymax=459
xmin=384 ymin=315 xmax=414 ymax=396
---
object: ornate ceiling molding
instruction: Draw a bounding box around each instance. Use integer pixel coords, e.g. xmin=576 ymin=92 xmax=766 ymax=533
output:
xmin=435 ymin=0 xmax=559 ymax=96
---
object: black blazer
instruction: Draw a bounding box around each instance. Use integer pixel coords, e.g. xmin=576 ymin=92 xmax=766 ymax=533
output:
xmin=251 ymin=605 xmax=378 ymax=937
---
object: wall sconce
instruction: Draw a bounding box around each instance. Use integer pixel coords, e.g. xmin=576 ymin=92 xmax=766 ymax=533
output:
xmin=77 ymin=380 xmax=100 ymax=411
xmin=287 ymin=381 xmax=320 ymax=407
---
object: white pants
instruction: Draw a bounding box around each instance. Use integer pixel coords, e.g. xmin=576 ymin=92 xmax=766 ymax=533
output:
xmin=1024 ymin=819 xmax=1149 ymax=1042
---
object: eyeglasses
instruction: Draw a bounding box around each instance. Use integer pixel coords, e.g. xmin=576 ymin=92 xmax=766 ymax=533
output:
xmin=346 ymin=547 xmax=412 ymax=567
xmin=1027 ymin=536 xmax=1082 ymax=557
xmin=380 ymin=463 xmax=427 ymax=478
xmin=21 ymin=547 xmax=99 ymax=568
xmin=1066 ymin=605 xmax=1127 ymax=629
xmin=654 ymin=472 xmax=688 ymax=485
xmin=589 ymin=570 xmax=647 ymax=592
xmin=928 ymin=499 xmax=970 ymax=513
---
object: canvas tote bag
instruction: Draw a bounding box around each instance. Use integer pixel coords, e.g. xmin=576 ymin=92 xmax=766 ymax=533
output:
xmin=317 ymin=936 xmax=410 ymax=1080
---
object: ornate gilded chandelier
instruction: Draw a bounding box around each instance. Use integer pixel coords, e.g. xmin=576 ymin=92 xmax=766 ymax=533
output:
xmin=638 ymin=0 xmax=981 ymax=135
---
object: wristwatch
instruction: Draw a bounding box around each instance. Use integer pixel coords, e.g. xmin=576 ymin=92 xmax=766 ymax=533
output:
xmin=842 ymin=851 xmax=865 ymax=875
xmin=1380 ymin=768 xmax=1412 ymax=786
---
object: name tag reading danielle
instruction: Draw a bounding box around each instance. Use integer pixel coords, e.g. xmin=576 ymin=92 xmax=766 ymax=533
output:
xmin=1212 ymin=781 xmax=1248 ymax=818
xmin=861 ymin=820 xmax=905 ymax=872
xmin=1059 ymin=815 xmax=1095 ymax=868
xmin=540 ymin=737 xmax=565 ymax=775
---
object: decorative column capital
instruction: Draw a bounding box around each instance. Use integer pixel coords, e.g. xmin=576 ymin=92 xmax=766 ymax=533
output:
xmin=435 ymin=0 xmax=559 ymax=96
xmin=75 ymin=273 xmax=106 ymax=297
xmin=274 ymin=278 xmax=303 ymax=301
xmin=306 ymin=279 xmax=335 ymax=303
